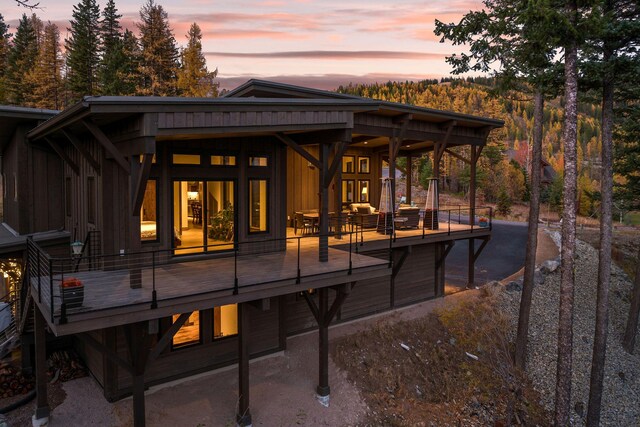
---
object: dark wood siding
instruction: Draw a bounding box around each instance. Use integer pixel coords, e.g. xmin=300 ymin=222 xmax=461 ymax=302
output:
xmin=394 ymin=244 xmax=437 ymax=306
xmin=103 ymin=298 xmax=282 ymax=400
xmin=340 ymin=276 xmax=391 ymax=320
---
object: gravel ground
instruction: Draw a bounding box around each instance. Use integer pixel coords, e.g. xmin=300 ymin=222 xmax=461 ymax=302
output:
xmin=500 ymin=231 xmax=640 ymax=426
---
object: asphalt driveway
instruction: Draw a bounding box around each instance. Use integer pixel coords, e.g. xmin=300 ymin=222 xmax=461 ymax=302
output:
xmin=445 ymin=219 xmax=529 ymax=287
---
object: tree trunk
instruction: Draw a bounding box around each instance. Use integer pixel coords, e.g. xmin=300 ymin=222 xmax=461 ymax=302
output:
xmin=622 ymin=246 xmax=640 ymax=353
xmin=555 ymin=1 xmax=579 ymax=424
xmin=586 ymin=37 xmax=614 ymax=426
xmin=515 ymin=90 xmax=544 ymax=370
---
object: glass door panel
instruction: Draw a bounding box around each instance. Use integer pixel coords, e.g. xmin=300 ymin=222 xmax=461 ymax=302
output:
xmin=173 ymin=180 xmax=204 ymax=254
xmin=206 ymin=180 xmax=235 ymax=251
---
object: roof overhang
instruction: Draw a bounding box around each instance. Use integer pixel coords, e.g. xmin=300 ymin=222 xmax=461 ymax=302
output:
xmin=0 ymin=105 xmax=58 ymax=150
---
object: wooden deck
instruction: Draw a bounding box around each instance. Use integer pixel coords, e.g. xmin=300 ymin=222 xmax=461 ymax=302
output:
xmin=30 ymin=240 xmax=390 ymax=335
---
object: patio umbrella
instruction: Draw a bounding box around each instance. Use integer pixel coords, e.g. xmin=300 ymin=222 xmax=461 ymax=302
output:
xmin=424 ymin=178 xmax=439 ymax=230
xmin=378 ymin=177 xmax=394 ymax=234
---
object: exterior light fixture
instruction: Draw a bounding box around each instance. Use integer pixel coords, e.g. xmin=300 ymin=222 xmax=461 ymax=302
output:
xmin=71 ymin=241 xmax=84 ymax=256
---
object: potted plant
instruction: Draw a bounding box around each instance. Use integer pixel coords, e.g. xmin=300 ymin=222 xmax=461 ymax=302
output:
xmin=478 ymin=216 xmax=489 ymax=227
xmin=61 ymin=277 xmax=84 ymax=308
xmin=208 ymin=203 xmax=234 ymax=242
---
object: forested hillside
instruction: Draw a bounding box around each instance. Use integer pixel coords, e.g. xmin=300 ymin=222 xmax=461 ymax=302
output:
xmin=338 ymin=78 xmax=603 ymax=215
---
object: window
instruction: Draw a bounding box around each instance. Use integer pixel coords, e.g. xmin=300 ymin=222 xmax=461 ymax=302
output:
xmin=139 ymin=154 xmax=157 ymax=163
xmin=140 ymin=179 xmax=157 ymax=242
xmin=87 ymin=177 xmax=96 ymax=224
xmin=358 ymin=156 xmax=370 ymax=174
xmin=342 ymin=180 xmax=355 ymax=203
xmin=214 ymin=304 xmax=238 ymax=339
xmin=358 ymin=180 xmax=370 ymax=203
xmin=211 ymin=155 xmax=236 ymax=166
xmin=172 ymin=154 xmax=201 ymax=165
xmin=249 ymin=179 xmax=268 ymax=233
xmin=172 ymin=311 xmax=201 ymax=348
xmin=342 ymin=155 xmax=355 ymax=174
xmin=249 ymin=156 xmax=268 ymax=167
xmin=65 ymin=177 xmax=72 ymax=217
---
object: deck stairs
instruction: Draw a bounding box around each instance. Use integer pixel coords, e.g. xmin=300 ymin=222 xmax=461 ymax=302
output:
xmin=0 ymin=291 xmax=19 ymax=358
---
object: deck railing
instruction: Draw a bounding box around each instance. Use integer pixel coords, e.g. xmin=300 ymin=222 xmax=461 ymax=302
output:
xmin=25 ymin=210 xmax=492 ymax=326
xmin=26 ymin=220 xmax=363 ymax=325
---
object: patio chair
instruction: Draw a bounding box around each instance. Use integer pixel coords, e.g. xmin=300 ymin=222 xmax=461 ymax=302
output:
xmin=396 ymin=207 xmax=420 ymax=229
xmin=294 ymin=212 xmax=315 ymax=235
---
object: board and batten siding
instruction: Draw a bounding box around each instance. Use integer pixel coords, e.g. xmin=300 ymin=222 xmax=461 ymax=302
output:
xmin=103 ymin=298 xmax=281 ymax=401
xmin=157 ymin=110 xmax=353 ymax=130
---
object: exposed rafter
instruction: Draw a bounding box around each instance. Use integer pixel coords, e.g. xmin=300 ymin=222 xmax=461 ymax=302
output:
xmin=61 ymin=129 xmax=101 ymax=175
xmin=131 ymin=154 xmax=154 ymax=216
xmin=44 ymin=137 xmax=80 ymax=175
xmin=81 ymin=119 xmax=131 ymax=174
xmin=275 ymin=133 xmax=321 ymax=169
xmin=444 ymin=148 xmax=471 ymax=165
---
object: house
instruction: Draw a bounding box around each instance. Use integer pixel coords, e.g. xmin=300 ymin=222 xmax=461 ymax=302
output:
xmin=0 ymin=80 xmax=503 ymax=427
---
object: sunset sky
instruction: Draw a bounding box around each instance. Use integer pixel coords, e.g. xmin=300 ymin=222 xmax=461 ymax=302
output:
xmin=3 ymin=0 xmax=484 ymax=90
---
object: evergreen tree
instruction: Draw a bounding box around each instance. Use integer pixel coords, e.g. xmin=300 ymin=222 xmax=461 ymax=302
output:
xmin=5 ymin=14 xmax=39 ymax=105
xmin=118 ymin=29 xmax=143 ymax=95
xmin=66 ymin=0 xmax=101 ymax=101
xmin=0 ymin=14 xmax=12 ymax=103
xmin=137 ymin=0 xmax=179 ymax=96
xmin=176 ymin=22 xmax=218 ymax=97
xmin=435 ymin=0 xmax=564 ymax=373
xmin=26 ymin=21 xmax=63 ymax=109
xmin=98 ymin=0 xmax=133 ymax=95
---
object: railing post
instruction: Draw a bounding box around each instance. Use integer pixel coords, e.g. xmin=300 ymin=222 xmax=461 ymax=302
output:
xmin=458 ymin=205 xmax=461 ymax=224
xmin=37 ymin=248 xmax=41 ymax=303
xmin=348 ymin=231 xmax=352 ymax=275
xmin=388 ymin=229 xmax=393 ymax=269
xmin=355 ymin=223 xmax=359 ymax=253
xmin=296 ymin=237 xmax=301 ymax=284
xmin=448 ymin=210 xmax=451 ymax=235
xmin=151 ymin=251 xmax=157 ymax=309
xmin=48 ymin=258 xmax=53 ymax=324
xmin=58 ymin=260 xmax=65 ymax=324
xmin=233 ymin=246 xmax=239 ymax=295
xmin=490 ymin=207 xmax=493 ymax=231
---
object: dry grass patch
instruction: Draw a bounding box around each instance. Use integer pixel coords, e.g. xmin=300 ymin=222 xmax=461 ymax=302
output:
xmin=333 ymin=289 xmax=550 ymax=426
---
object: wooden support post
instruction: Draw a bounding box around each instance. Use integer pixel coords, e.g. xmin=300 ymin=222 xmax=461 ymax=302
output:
xmin=319 ymin=143 xmax=330 ymax=262
xmin=468 ymin=144 xmax=479 ymax=289
xmin=389 ymin=137 xmax=397 ymax=210
xmin=406 ymin=155 xmax=412 ymax=205
xmin=33 ymin=308 xmax=50 ymax=423
xmin=317 ymin=287 xmax=330 ymax=399
xmin=124 ymin=322 xmax=152 ymax=427
xmin=237 ymin=302 xmax=252 ymax=426
xmin=129 ymin=157 xmax=142 ymax=289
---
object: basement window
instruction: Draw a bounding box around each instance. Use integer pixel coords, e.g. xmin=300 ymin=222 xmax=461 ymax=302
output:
xmin=213 ymin=304 xmax=238 ymax=339
xmin=172 ymin=311 xmax=201 ymax=349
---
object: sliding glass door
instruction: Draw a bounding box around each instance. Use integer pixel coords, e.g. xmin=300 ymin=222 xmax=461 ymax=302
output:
xmin=173 ymin=180 xmax=235 ymax=254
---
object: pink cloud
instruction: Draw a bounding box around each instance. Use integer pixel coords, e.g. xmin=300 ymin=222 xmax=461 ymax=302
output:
xmin=208 ymin=50 xmax=445 ymax=60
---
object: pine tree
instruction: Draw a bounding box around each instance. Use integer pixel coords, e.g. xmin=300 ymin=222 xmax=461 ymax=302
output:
xmin=5 ymin=14 xmax=39 ymax=105
xmin=0 ymin=14 xmax=12 ymax=104
xmin=137 ymin=0 xmax=179 ymax=96
xmin=98 ymin=0 xmax=132 ymax=95
xmin=66 ymin=0 xmax=101 ymax=101
xmin=176 ymin=22 xmax=218 ymax=97
xmin=119 ymin=29 xmax=143 ymax=95
xmin=26 ymin=21 xmax=63 ymax=109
